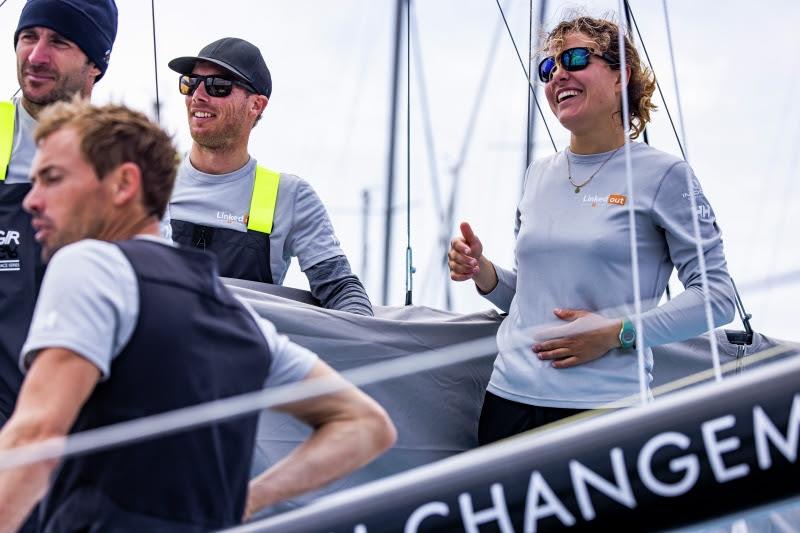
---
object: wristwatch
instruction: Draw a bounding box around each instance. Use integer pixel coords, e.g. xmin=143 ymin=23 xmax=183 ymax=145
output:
xmin=619 ymin=318 xmax=636 ymax=350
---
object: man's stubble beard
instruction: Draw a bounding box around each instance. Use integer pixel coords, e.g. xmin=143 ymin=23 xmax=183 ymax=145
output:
xmin=190 ymin=128 xmax=235 ymax=151
xmin=189 ymin=103 xmax=251 ymax=152
xmin=18 ymin=61 xmax=93 ymax=107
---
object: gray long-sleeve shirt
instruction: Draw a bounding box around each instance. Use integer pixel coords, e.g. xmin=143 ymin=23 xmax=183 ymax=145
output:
xmin=306 ymin=255 xmax=373 ymax=316
xmin=168 ymin=157 xmax=372 ymax=316
xmin=483 ymin=142 xmax=735 ymax=408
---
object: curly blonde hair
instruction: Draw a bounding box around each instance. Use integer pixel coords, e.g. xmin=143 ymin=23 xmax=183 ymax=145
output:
xmin=543 ymin=16 xmax=657 ymax=139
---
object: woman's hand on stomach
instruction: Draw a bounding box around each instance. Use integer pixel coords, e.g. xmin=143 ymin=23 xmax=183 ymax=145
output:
xmin=533 ymin=308 xmax=622 ymax=369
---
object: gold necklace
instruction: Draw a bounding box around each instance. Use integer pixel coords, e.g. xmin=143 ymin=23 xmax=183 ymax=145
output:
xmin=566 ymin=146 xmax=622 ymax=193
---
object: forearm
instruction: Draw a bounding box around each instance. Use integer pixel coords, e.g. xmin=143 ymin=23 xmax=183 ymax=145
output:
xmin=0 ymin=349 xmax=100 ymax=529
xmin=473 ymin=255 xmax=498 ymax=293
xmin=0 ymin=422 xmax=59 ymax=531
xmin=307 ymin=256 xmax=373 ymax=316
xmin=640 ymin=278 xmax=735 ymax=347
xmin=0 ymin=463 xmax=52 ymax=532
xmin=246 ymin=412 xmax=392 ymax=514
xmin=647 ymin=162 xmax=736 ymax=347
xmin=479 ymin=258 xmax=516 ymax=312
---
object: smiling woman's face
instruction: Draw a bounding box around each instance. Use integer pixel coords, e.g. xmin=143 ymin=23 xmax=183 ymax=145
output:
xmin=543 ymin=32 xmax=622 ymax=137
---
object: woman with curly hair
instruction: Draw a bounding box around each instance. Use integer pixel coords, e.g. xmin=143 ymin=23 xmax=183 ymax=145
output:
xmin=448 ymin=15 xmax=735 ymax=444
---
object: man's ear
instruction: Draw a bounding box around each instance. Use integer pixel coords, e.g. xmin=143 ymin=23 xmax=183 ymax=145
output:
xmin=108 ymin=162 xmax=142 ymax=207
xmin=88 ymin=63 xmax=102 ymax=80
xmin=252 ymin=95 xmax=268 ymax=116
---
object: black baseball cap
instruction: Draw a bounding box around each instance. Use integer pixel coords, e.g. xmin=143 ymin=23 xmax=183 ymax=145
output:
xmin=168 ymin=37 xmax=272 ymax=97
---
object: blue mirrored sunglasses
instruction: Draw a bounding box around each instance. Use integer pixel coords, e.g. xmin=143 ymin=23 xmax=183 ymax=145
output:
xmin=537 ymin=47 xmax=618 ymax=83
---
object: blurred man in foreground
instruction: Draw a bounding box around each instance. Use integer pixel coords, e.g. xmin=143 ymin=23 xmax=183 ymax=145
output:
xmin=0 ymin=99 xmax=395 ymax=531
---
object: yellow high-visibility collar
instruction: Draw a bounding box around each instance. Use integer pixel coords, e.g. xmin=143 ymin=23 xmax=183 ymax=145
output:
xmin=247 ymin=165 xmax=280 ymax=234
xmin=0 ymin=101 xmax=15 ymax=183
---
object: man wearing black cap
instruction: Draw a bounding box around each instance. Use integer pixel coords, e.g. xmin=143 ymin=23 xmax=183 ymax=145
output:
xmin=167 ymin=38 xmax=374 ymax=316
xmin=0 ymin=0 xmax=118 ymax=427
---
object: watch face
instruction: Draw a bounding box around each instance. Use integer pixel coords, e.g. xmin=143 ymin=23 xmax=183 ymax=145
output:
xmin=622 ymin=330 xmax=636 ymax=343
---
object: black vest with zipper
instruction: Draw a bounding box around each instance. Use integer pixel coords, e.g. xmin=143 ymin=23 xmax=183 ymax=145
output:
xmin=40 ymin=239 xmax=271 ymax=532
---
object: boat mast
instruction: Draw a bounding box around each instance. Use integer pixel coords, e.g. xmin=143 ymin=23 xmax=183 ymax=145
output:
xmin=381 ymin=0 xmax=408 ymax=305
xmin=525 ymin=0 xmax=548 ymax=171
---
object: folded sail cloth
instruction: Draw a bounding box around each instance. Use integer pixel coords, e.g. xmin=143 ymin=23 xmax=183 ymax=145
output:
xmin=226 ymin=279 xmax=798 ymax=517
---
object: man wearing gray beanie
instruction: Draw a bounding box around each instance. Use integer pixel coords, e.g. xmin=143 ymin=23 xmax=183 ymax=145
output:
xmin=0 ymin=0 xmax=118 ymax=430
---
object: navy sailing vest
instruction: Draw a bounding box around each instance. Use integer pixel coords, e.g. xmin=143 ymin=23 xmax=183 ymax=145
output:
xmin=171 ymin=220 xmax=273 ymax=283
xmin=171 ymin=165 xmax=280 ymax=284
xmin=0 ymin=100 xmax=44 ymax=424
xmin=40 ymin=239 xmax=271 ymax=532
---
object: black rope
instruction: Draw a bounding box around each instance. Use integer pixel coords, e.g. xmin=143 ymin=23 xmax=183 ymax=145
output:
xmin=150 ymin=0 xmax=161 ymax=123
xmin=405 ymin=0 xmax=414 ymax=306
xmin=624 ymin=0 xmax=685 ymax=160
xmin=0 ymin=0 xmax=9 ymax=9
xmin=494 ymin=0 xmax=557 ymax=153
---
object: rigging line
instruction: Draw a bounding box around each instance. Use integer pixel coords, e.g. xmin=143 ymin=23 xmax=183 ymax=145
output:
xmin=2 ymin=323 xmax=794 ymax=480
xmin=661 ymin=0 xmax=722 ymax=380
xmin=381 ymin=0 xmax=406 ymax=306
xmin=622 ymin=0 xmax=671 ymax=304
xmin=0 ymin=275 xmax=795 ymax=473
xmin=405 ymin=0 xmax=414 ymax=306
xmin=150 ymin=0 xmax=161 ymax=124
xmin=494 ymin=0 xmax=557 ymax=153
xmin=438 ymin=1 xmax=503 ymax=308
xmin=606 ymin=343 xmax=795 ymax=409
xmin=229 ymin=348 xmax=800 ymax=533
xmin=615 ymin=2 xmax=648 ymax=405
xmin=623 ymin=0 xmax=685 ymax=160
xmin=0 ymin=0 xmax=8 ymax=9
xmin=408 ymin=8 xmax=452 ymax=308
xmin=525 ymin=0 xmax=549 ymax=177
xmin=0 ymin=284 xmax=790 ymax=474
xmin=360 ymin=190 xmax=370 ymax=287
xmin=625 ymin=3 xmax=722 ymax=380
xmin=680 ymin=163 xmax=723 ymax=380
xmin=410 ymin=13 xmax=444 ymax=222
xmin=435 ymin=4 xmax=507 ymax=308
xmin=623 ymin=0 xmax=649 ymax=147
xmin=0 ymin=334 xmax=501 ymax=472
xmin=660 ymin=0 xmax=689 ymax=160
xmin=525 ymin=0 xmax=533 ymax=168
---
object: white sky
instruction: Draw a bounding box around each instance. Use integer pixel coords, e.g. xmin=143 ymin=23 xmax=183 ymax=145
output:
xmin=1 ymin=0 xmax=798 ymax=341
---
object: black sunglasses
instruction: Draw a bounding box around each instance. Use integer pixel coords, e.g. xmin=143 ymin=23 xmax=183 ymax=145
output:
xmin=537 ymin=47 xmax=618 ymax=83
xmin=179 ymin=74 xmax=257 ymax=97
